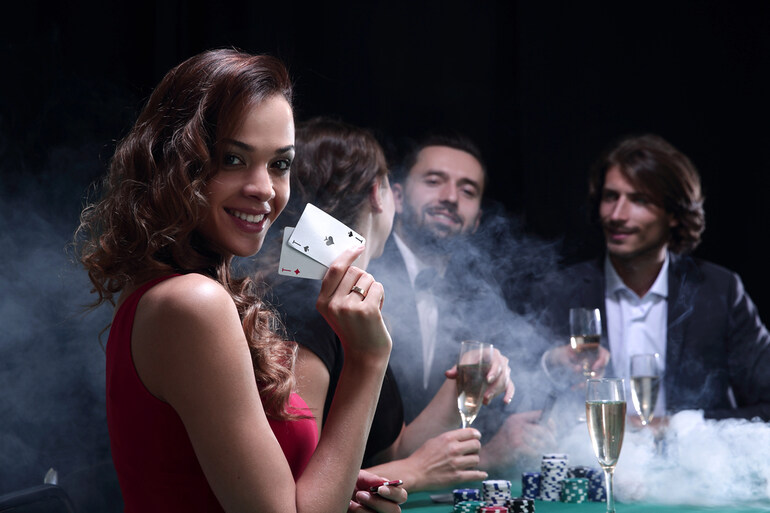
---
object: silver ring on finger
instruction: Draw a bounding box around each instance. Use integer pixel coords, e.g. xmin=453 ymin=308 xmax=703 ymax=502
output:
xmin=350 ymin=285 xmax=367 ymax=299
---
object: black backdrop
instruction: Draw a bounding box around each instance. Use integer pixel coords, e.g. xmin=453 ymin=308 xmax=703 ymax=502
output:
xmin=1 ymin=1 xmax=768 ymax=509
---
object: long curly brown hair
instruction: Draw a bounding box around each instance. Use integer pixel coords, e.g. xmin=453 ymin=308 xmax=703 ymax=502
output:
xmin=75 ymin=48 xmax=299 ymax=419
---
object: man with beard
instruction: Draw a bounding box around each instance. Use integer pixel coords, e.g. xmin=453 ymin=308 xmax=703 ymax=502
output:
xmin=537 ymin=134 xmax=770 ymax=421
xmin=370 ymin=134 xmax=488 ymax=420
xmin=369 ymin=134 xmax=556 ymax=472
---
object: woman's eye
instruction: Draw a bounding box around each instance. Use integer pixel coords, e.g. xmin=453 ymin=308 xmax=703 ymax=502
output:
xmin=272 ymin=159 xmax=292 ymax=172
xmin=223 ymin=154 xmax=244 ymax=166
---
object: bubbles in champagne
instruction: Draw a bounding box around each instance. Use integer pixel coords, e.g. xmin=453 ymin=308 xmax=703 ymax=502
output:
xmin=630 ymin=376 xmax=660 ymax=425
xmin=586 ymin=400 xmax=627 ymax=468
xmin=456 ymin=362 xmax=491 ymax=427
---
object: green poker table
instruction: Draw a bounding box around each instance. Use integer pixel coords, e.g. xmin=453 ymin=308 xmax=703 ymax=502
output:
xmin=400 ymin=486 xmax=770 ymax=512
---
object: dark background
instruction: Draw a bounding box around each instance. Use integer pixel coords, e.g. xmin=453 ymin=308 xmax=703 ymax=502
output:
xmin=1 ymin=1 xmax=768 ymax=510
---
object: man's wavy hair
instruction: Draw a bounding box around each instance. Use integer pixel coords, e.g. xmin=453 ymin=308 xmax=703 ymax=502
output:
xmin=588 ymin=134 xmax=706 ymax=254
xmin=75 ymin=48 xmax=299 ymax=419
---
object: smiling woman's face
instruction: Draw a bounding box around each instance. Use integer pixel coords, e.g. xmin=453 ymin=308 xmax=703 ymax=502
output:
xmin=198 ymin=95 xmax=295 ymax=259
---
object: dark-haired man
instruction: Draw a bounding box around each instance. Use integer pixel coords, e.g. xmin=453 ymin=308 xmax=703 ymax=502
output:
xmin=370 ymin=133 xmax=554 ymax=473
xmin=539 ymin=134 xmax=770 ymax=421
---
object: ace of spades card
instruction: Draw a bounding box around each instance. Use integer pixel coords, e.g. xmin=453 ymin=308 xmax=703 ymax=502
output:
xmin=287 ymin=203 xmax=366 ymax=268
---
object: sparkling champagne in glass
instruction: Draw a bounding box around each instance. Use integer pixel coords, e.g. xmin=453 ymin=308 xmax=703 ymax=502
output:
xmin=586 ymin=378 xmax=626 ymax=513
xmin=630 ymin=353 xmax=661 ymax=426
xmin=456 ymin=340 xmax=493 ymax=428
xmin=570 ymin=308 xmax=602 ymax=377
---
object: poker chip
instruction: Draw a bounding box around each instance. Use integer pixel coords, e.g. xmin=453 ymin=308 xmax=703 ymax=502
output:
xmin=542 ymin=453 xmax=569 ymax=460
xmin=506 ymin=497 xmax=536 ymax=513
xmin=454 ymin=499 xmax=485 ymax=513
xmin=521 ymin=471 xmax=540 ymax=499
xmin=479 ymin=507 xmax=508 ymax=512
xmin=560 ymin=477 xmax=588 ymax=503
xmin=538 ymin=454 xmax=568 ymax=502
xmin=567 ymin=465 xmax=591 ymax=478
xmin=482 ymin=479 xmax=511 ymax=506
xmin=453 ymin=488 xmax=480 ymax=505
xmin=585 ymin=467 xmax=606 ymax=502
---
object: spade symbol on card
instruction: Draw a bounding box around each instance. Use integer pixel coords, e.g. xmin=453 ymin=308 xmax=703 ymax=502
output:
xmin=289 ymin=203 xmax=366 ymax=267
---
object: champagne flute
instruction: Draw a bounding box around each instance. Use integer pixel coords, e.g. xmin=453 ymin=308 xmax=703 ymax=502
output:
xmin=630 ymin=353 xmax=661 ymax=426
xmin=456 ymin=340 xmax=494 ymax=428
xmin=570 ymin=307 xmax=602 ymax=378
xmin=586 ymin=378 xmax=626 ymax=513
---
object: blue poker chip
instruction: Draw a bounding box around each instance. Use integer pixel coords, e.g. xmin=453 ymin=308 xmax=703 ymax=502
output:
xmin=521 ymin=472 xmax=540 ymax=499
xmin=567 ymin=465 xmax=591 ymax=478
xmin=452 ymin=488 xmax=480 ymax=504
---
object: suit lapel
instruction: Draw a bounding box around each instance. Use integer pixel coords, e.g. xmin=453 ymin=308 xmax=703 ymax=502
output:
xmin=665 ymin=254 xmax=697 ymax=398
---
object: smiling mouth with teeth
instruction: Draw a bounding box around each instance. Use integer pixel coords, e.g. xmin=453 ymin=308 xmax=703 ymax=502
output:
xmin=229 ymin=209 xmax=266 ymax=224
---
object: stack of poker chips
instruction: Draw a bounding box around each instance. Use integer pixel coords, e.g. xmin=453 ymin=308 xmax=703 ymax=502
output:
xmin=568 ymin=465 xmax=606 ymax=502
xmin=478 ymin=506 xmax=508 ymax=512
xmin=521 ymin=471 xmax=541 ymax=499
xmin=481 ymin=479 xmax=512 ymax=507
xmin=452 ymin=488 xmax=480 ymax=505
xmin=538 ymin=454 xmax=569 ymax=501
xmin=453 ymin=500 xmax=485 ymax=513
xmin=559 ymin=477 xmax=589 ymax=503
xmin=506 ymin=497 xmax=536 ymax=513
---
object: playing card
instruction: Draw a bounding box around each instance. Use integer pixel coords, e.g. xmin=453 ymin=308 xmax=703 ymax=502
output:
xmin=278 ymin=227 xmax=328 ymax=280
xmin=288 ymin=203 xmax=365 ymax=267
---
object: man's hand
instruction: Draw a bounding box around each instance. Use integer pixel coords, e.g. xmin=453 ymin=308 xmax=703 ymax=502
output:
xmin=480 ymin=410 xmax=557 ymax=472
xmin=445 ymin=347 xmax=515 ymax=405
xmin=543 ymin=344 xmax=611 ymax=389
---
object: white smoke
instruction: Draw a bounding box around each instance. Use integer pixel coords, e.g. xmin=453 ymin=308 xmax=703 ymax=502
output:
xmin=557 ymin=410 xmax=770 ymax=508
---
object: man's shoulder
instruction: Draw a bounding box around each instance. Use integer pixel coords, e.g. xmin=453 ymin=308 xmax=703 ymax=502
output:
xmin=368 ymin=235 xmax=408 ymax=277
xmin=671 ymin=254 xmax=741 ymax=286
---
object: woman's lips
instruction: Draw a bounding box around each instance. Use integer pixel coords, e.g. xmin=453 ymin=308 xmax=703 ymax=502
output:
xmin=227 ymin=208 xmax=269 ymax=233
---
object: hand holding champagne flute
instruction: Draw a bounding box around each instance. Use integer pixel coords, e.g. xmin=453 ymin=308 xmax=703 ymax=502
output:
xmin=570 ymin=308 xmax=602 ymax=378
xmin=456 ymin=340 xmax=494 ymax=428
xmin=586 ymin=378 xmax=626 ymax=513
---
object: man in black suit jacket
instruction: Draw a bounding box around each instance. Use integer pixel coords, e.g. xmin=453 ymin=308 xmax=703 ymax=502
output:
xmin=370 ymin=133 xmax=555 ymax=472
xmin=537 ymin=134 xmax=770 ymax=421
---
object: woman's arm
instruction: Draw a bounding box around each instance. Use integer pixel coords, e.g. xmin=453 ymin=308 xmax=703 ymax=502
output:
xmin=132 ymin=248 xmax=396 ymax=512
xmin=294 ymin=346 xmax=330 ymax=436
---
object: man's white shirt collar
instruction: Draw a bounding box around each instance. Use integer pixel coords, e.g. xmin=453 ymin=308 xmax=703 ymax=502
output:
xmin=605 ymin=252 xmax=670 ymax=301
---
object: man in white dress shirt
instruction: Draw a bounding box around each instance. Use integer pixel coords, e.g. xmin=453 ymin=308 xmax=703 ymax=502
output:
xmin=537 ymin=133 xmax=770 ymax=421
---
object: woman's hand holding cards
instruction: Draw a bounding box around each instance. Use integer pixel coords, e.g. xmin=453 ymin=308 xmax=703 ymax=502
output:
xmin=316 ymin=246 xmax=392 ymax=364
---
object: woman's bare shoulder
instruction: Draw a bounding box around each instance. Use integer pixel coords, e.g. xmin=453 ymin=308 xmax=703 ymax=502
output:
xmin=134 ymin=273 xmax=243 ymax=350
xmin=136 ymin=274 xmax=236 ymax=321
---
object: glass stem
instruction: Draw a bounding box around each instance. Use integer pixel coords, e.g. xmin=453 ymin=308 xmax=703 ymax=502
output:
xmin=603 ymin=467 xmax=616 ymax=513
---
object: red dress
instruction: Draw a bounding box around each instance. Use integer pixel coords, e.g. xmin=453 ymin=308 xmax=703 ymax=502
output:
xmin=106 ymin=275 xmax=318 ymax=512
